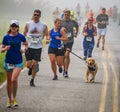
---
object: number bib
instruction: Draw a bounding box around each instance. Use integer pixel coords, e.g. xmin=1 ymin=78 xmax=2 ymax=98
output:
xmin=67 ymin=32 xmax=72 ymax=39
xmin=7 ymin=63 xmax=14 ymax=69
xmin=86 ymin=36 xmax=92 ymax=42
xmin=29 ymin=34 xmax=41 ymax=43
xmin=31 ymin=37 xmax=40 ymax=43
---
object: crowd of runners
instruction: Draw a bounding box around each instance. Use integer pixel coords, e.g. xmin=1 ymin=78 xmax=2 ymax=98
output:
xmin=0 ymin=2 xmax=119 ymax=109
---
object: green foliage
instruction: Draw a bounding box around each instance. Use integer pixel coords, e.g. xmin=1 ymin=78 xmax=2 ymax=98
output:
xmin=0 ymin=53 xmax=6 ymax=84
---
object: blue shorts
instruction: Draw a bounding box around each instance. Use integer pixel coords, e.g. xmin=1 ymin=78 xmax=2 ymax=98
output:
xmin=4 ymin=62 xmax=23 ymax=72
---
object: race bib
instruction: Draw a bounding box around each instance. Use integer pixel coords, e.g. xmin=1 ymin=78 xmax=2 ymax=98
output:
xmin=29 ymin=34 xmax=41 ymax=43
xmin=102 ymin=21 xmax=106 ymax=24
xmin=7 ymin=63 xmax=14 ymax=69
xmin=86 ymin=37 xmax=92 ymax=42
xmin=67 ymin=32 xmax=72 ymax=38
xmin=31 ymin=37 xmax=40 ymax=43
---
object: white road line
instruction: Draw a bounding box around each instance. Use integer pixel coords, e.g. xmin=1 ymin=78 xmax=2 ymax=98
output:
xmin=99 ymin=63 xmax=108 ymax=112
xmin=0 ymin=80 xmax=6 ymax=89
xmin=0 ymin=67 xmax=27 ymax=89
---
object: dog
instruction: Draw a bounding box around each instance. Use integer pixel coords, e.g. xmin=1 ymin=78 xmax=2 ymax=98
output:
xmin=85 ymin=57 xmax=98 ymax=83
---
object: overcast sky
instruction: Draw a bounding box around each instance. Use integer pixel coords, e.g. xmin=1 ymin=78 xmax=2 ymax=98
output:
xmin=48 ymin=0 xmax=120 ymax=12
xmin=0 ymin=0 xmax=120 ymax=22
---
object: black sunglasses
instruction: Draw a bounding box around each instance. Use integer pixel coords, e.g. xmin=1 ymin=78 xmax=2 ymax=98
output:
xmin=10 ymin=24 xmax=18 ymax=27
xmin=33 ymin=14 xmax=40 ymax=16
xmin=64 ymin=14 xmax=70 ymax=16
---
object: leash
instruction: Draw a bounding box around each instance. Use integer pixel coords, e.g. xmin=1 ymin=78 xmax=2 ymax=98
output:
xmin=66 ymin=49 xmax=85 ymax=61
xmin=50 ymin=41 xmax=85 ymax=61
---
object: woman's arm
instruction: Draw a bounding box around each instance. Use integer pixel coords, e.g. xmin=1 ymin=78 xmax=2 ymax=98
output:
xmin=57 ymin=27 xmax=68 ymax=42
xmin=93 ymin=26 xmax=97 ymax=36
xmin=0 ymin=44 xmax=10 ymax=53
xmin=46 ymin=29 xmax=51 ymax=44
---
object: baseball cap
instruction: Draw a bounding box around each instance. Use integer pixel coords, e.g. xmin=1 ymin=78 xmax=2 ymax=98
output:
xmin=10 ymin=20 xmax=19 ymax=26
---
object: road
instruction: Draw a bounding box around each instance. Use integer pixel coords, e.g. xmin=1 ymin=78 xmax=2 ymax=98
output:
xmin=0 ymin=21 xmax=120 ymax=112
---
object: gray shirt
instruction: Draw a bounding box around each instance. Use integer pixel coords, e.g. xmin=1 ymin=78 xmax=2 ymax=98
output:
xmin=96 ymin=14 xmax=109 ymax=29
xmin=61 ymin=19 xmax=78 ymax=42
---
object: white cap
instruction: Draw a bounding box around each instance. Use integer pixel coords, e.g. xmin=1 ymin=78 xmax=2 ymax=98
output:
xmin=10 ymin=20 xmax=19 ymax=26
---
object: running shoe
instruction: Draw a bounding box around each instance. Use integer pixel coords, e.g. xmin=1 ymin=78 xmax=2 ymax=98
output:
xmin=28 ymin=68 xmax=32 ymax=76
xmin=59 ymin=67 xmax=62 ymax=73
xmin=102 ymin=46 xmax=104 ymax=50
xmin=13 ymin=98 xmax=18 ymax=107
xmin=28 ymin=64 xmax=39 ymax=76
xmin=7 ymin=100 xmax=12 ymax=108
xmin=52 ymin=75 xmax=58 ymax=80
xmin=30 ymin=79 xmax=35 ymax=87
xmin=63 ymin=71 xmax=69 ymax=78
xmin=97 ymin=42 xmax=99 ymax=48
xmin=83 ymin=56 xmax=87 ymax=61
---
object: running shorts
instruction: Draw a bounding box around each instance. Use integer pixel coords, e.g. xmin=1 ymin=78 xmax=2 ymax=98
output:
xmin=48 ymin=47 xmax=64 ymax=56
xmin=25 ymin=48 xmax=42 ymax=61
xmin=4 ymin=62 xmax=23 ymax=72
xmin=97 ymin=28 xmax=107 ymax=36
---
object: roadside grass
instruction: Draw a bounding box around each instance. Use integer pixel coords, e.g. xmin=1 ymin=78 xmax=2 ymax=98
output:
xmin=0 ymin=53 xmax=6 ymax=85
xmin=0 ymin=21 xmax=9 ymax=84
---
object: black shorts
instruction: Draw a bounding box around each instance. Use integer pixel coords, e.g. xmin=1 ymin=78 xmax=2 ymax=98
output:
xmin=25 ymin=48 xmax=42 ymax=61
xmin=48 ymin=47 xmax=64 ymax=56
xmin=64 ymin=42 xmax=74 ymax=50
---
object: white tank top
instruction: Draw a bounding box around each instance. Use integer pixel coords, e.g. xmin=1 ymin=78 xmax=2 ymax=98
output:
xmin=26 ymin=20 xmax=46 ymax=49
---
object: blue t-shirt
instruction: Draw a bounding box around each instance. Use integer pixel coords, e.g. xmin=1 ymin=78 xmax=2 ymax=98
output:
xmin=2 ymin=33 xmax=26 ymax=64
xmin=49 ymin=28 xmax=62 ymax=48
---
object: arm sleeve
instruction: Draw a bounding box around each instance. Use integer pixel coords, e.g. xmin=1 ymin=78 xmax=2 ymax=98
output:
xmin=21 ymin=34 xmax=26 ymax=42
xmin=2 ymin=35 xmax=7 ymax=45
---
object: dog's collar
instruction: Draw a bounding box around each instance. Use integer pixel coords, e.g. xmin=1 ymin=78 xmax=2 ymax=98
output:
xmin=88 ymin=65 xmax=96 ymax=71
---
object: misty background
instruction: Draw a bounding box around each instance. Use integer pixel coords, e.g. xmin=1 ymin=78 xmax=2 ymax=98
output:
xmin=0 ymin=0 xmax=120 ymax=29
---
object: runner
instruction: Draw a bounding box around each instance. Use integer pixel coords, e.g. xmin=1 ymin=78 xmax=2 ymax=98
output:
xmin=85 ymin=2 xmax=90 ymax=15
xmin=76 ymin=11 xmax=83 ymax=34
xmin=107 ymin=7 xmax=112 ymax=19
xmin=61 ymin=10 xmax=79 ymax=78
xmin=23 ymin=9 xmax=48 ymax=86
xmin=1 ymin=20 xmax=28 ymax=108
xmin=47 ymin=18 xmax=68 ymax=80
xmin=112 ymin=5 xmax=118 ymax=22
xmin=82 ymin=18 xmax=97 ymax=60
xmin=76 ymin=3 xmax=81 ymax=14
xmin=52 ymin=7 xmax=60 ymax=21
xmin=118 ymin=12 xmax=120 ymax=26
xmin=87 ymin=9 xmax=96 ymax=24
xmin=96 ymin=8 xmax=109 ymax=50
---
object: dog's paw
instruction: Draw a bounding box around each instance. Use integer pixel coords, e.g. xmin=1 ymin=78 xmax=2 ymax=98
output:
xmin=90 ymin=79 xmax=95 ymax=83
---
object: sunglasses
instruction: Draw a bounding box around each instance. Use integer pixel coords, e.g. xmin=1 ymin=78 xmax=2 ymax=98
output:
xmin=33 ymin=14 xmax=40 ymax=16
xmin=88 ymin=20 xmax=93 ymax=23
xmin=64 ymin=14 xmax=70 ymax=16
xmin=10 ymin=24 xmax=18 ymax=27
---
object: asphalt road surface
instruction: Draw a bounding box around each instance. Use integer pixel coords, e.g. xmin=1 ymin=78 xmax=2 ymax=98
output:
xmin=0 ymin=21 xmax=120 ymax=112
